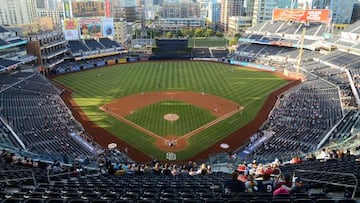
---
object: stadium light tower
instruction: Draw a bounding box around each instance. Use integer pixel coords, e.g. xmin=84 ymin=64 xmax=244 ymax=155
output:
xmin=296 ymin=27 xmax=306 ymax=78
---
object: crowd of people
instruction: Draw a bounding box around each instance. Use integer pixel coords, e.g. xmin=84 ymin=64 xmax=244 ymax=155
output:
xmin=1 ymin=149 xmax=39 ymax=168
xmin=96 ymin=148 xmax=214 ymax=176
xmin=224 ymin=159 xmax=310 ymax=196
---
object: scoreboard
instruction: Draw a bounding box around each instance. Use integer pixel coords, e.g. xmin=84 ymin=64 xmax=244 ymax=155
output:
xmin=71 ymin=1 xmax=105 ymax=18
xmin=64 ymin=0 xmax=111 ymax=18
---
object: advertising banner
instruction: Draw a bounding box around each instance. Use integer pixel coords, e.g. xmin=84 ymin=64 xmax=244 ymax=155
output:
xmin=272 ymin=9 xmax=330 ymax=24
xmin=79 ymin=18 xmax=102 ymax=39
xmin=64 ymin=29 xmax=79 ymax=40
xmin=105 ymin=0 xmax=111 ymax=17
xmin=102 ymin=18 xmax=114 ymax=37
xmin=63 ymin=19 xmax=77 ymax=30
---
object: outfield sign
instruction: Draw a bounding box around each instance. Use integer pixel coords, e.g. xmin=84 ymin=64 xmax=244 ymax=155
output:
xmin=230 ymin=60 xmax=276 ymax=72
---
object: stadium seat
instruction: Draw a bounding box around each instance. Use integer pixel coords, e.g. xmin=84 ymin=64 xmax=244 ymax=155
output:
xmin=272 ymin=200 xmax=292 ymax=203
xmin=23 ymin=198 xmax=45 ymax=203
xmin=337 ymin=200 xmax=358 ymax=203
xmin=45 ymin=198 xmax=65 ymax=203
xmin=68 ymin=199 xmax=88 ymax=203
xmin=293 ymin=199 xmax=314 ymax=203
xmin=316 ymin=199 xmax=336 ymax=203
xmin=90 ymin=200 xmax=110 ymax=203
xmin=1 ymin=198 xmax=23 ymax=203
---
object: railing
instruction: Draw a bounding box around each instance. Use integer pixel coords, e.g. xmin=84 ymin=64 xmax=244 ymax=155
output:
xmin=47 ymin=168 xmax=98 ymax=183
xmin=0 ymin=169 xmax=37 ymax=187
xmin=295 ymin=169 xmax=358 ymax=199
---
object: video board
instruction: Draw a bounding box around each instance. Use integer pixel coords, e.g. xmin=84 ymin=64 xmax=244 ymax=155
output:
xmin=71 ymin=1 xmax=105 ymax=18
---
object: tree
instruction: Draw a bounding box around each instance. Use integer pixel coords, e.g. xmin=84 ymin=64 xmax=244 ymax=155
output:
xmin=205 ymin=29 xmax=214 ymax=38
xmin=234 ymin=33 xmax=241 ymax=39
xmin=166 ymin=31 xmax=173 ymax=38
xmin=181 ymin=28 xmax=194 ymax=37
xmin=194 ymin=28 xmax=203 ymax=37
xmin=229 ymin=37 xmax=239 ymax=46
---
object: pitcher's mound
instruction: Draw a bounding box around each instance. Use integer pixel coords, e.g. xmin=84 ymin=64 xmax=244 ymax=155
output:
xmin=164 ymin=113 xmax=179 ymax=121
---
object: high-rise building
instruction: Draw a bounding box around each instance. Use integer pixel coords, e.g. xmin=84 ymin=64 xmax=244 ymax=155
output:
xmin=312 ymin=0 xmax=355 ymax=24
xmin=351 ymin=2 xmax=360 ymax=24
xmin=37 ymin=0 xmax=46 ymax=9
xmin=47 ymin=0 xmax=58 ymax=9
xmin=36 ymin=0 xmax=59 ymax=9
xmin=207 ymin=1 xmax=221 ymax=28
xmin=161 ymin=2 xmax=201 ymax=18
xmin=220 ymin=0 xmax=249 ymax=32
xmin=144 ymin=0 xmax=156 ymax=20
xmin=252 ymin=0 xmax=293 ymax=25
xmin=114 ymin=20 xmax=128 ymax=44
xmin=37 ymin=9 xmax=64 ymax=28
xmin=0 ymin=0 xmax=37 ymax=25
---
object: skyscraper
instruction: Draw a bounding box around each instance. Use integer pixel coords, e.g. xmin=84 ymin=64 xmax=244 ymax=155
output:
xmin=0 ymin=0 xmax=37 ymax=25
xmin=312 ymin=0 xmax=355 ymax=24
xmin=220 ymin=0 xmax=250 ymax=32
xmin=207 ymin=0 xmax=221 ymax=29
xmin=252 ymin=0 xmax=293 ymax=25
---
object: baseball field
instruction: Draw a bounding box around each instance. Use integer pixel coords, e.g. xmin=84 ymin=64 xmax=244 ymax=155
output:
xmin=53 ymin=61 xmax=295 ymax=161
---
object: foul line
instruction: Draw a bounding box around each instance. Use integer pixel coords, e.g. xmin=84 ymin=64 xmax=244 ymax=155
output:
xmin=99 ymin=106 xmax=243 ymax=146
xmin=99 ymin=106 xmax=166 ymax=142
xmin=177 ymin=107 xmax=243 ymax=141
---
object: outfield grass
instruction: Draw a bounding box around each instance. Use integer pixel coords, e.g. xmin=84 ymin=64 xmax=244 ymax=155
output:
xmin=125 ymin=100 xmax=217 ymax=136
xmin=54 ymin=61 xmax=288 ymax=160
xmin=188 ymin=37 xmax=227 ymax=48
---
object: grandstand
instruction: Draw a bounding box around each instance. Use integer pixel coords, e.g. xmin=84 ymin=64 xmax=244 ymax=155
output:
xmin=66 ymin=38 xmax=126 ymax=60
xmin=2 ymin=10 xmax=360 ymax=202
xmin=0 ymin=73 xmax=99 ymax=164
xmin=0 ymin=26 xmax=36 ymax=72
xmin=229 ymin=16 xmax=360 ymax=167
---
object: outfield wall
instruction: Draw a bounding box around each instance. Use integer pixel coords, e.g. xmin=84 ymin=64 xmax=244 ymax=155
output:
xmin=229 ymin=60 xmax=276 ymax=71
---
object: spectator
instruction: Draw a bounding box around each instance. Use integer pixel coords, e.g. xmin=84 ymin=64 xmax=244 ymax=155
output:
xmin=275 ymin=173 xmax=292 ymax=189
xmin=320 ymin=148 xmax=330 ymax=160
xmin=224 ymin=172 xmax=246 ymax=193
xmin=258 ymin=173 xmax=275 ymax=193
xmin=197 ymin=163 xmax=209 ymax=175
xmin=152 ymin=162 xmax=161 ymax=175
xmin=134 ymin=165 xmax=144 ymax=175
xmin=245 ymin=174 xmax=258 ymax=192
xmin=171 ymin=165 xmax=180 ymax=176
xmin=143 ymin=163 xmax=152 ymax=175
xmin=0 ymin=150 xmax=8 ymax=163
xmin=162 ymin=163 xmax=171 ymax=176
xmin=289 ymin=177 xmax=310 ymax=194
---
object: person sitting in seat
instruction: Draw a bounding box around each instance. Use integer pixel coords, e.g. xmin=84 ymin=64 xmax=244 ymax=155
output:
xmin=224 ymin=172 xmax=246 ymax=193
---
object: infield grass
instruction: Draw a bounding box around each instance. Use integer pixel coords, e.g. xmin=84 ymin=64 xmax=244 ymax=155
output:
xmin=54 ymin=61 xmax=288 ymax=160
xmin=126 ymin=100 xmax=217 ymax=136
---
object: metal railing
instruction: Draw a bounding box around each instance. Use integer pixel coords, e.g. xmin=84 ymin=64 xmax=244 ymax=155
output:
xmin=295 ymin=169 xmax=358 ymax=199
xmin=0 ymin=168 xmax=37 ymax=187
xmin=47 ymin=168 xmax=99 ymax=183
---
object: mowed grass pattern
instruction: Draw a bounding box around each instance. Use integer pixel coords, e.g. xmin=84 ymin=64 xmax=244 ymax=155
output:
xmin=54 ymin=61 xmax=288 ymax=160
xmin=125 ymin=100 xmax=217 ymax=136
